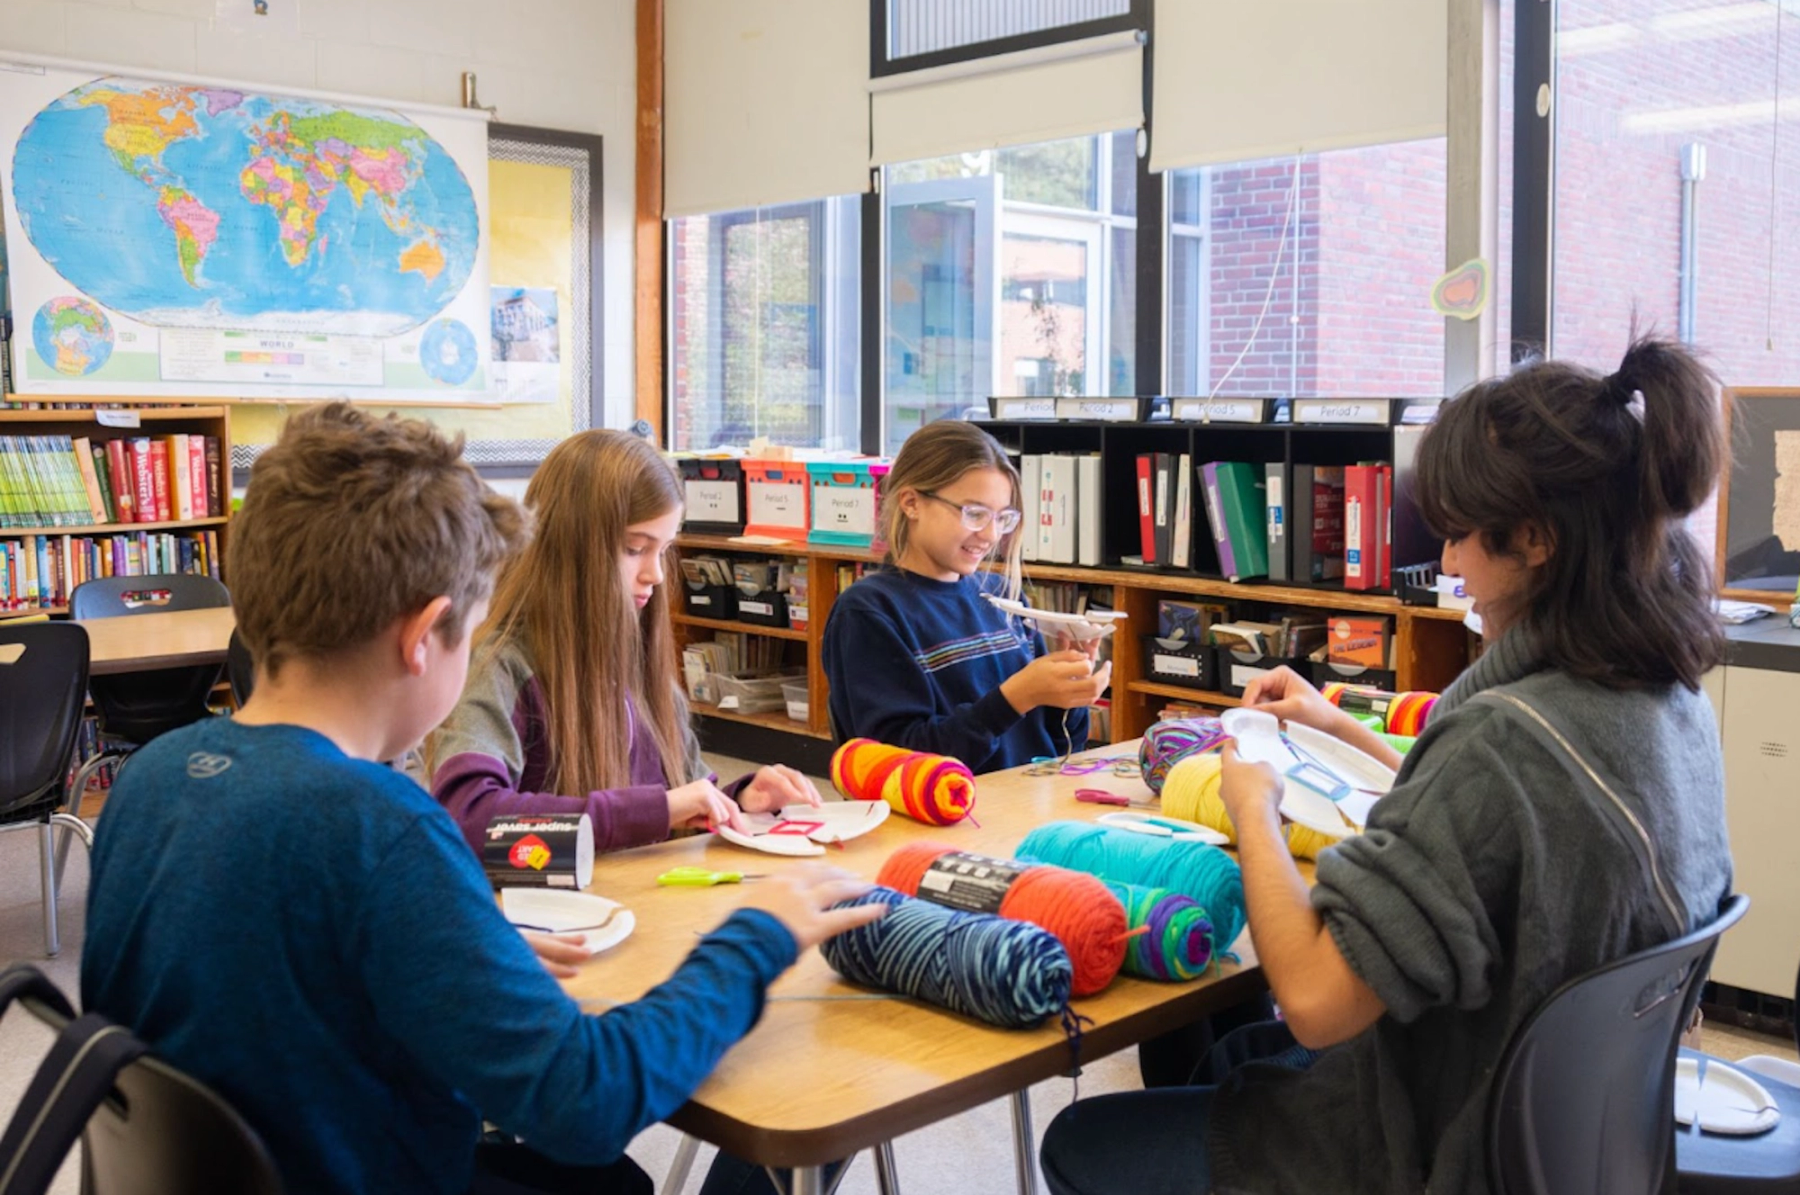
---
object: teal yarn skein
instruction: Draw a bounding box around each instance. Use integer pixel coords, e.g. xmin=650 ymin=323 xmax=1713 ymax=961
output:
xmin=820 ymin=887 xmax=1074 ymax=1028
xmin=1017 ymin=822 xmax=1247 ymax=952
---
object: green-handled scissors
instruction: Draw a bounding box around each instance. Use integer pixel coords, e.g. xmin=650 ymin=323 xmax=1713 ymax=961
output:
xmin=657 ymin=866 xmax=765 ymax=887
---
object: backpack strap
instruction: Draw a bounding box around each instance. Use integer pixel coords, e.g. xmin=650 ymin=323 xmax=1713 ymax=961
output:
xmin=0 ymin=966 xmax=72 ymax=1028
xmin=0 ymin=1012 xmax=148 ymax=1195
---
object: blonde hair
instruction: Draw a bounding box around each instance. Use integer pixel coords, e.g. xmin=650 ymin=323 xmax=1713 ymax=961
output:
xmin=456 ymin=430 xmax=687 ymax=796
xmin=880 ymin=419 xmax=1023 ymax=601
xmin=232 ymin=402 xmax=527 ymax=679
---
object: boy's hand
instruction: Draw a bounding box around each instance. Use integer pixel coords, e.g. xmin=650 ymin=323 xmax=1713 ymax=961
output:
xmin=738 ymin=765 xmax=824 ymax=814
xmin=667 ymin=779 xmax=745 ymax=833
xmin=520 ymin=930 xmax=590 ymax=979
xmin=1241 ymin=666 xmax=1354 ymax=737
xmin=1002 ymin=651 xmax=1112 ymax=714
xmin=740 ymin=865 xmax=887 ymax=952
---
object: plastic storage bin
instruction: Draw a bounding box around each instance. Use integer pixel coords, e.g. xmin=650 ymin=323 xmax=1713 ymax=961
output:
xmin=677 ymin=459 xmax=746 ymax=535
xmin=1141 ymin=635 xmax=1217 ymax=690
xmin=807 ymin=460 xmax=890 ymax=547
xmin=713 ymin=672 xmax=804 ymax=714
xmin=743 ymin=460 xmax=811 ymax=540
xmin=1215 ymin=647 xmax=1305 ymax=698
xmin=782 ymin=679 xmax=810 ymax=723
xmin=683 ymin=584 xmax=738 ymax=620
xmin=736 ymin=589 xmax=789 ymax=628
xmin=1311 ymin=660 xmax=1398 ymax=693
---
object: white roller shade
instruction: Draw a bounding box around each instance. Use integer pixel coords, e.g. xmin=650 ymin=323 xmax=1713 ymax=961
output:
xmin=1151 ymin=1 xmax=1446 ymax=172
xmin=665 ymin=0 xmax=870 ymax=218
xmin=870 ymin=32 xmax=1144 ymax=166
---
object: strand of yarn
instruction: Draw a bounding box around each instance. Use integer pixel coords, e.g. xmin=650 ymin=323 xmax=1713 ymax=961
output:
xmin=1138 ymin=716 xmax=1231 ymax=795
xmin=1159 ymin=752 xmax=1344 ymax=862
xmin=879 ymin=842 xmax=1126 ymax=996
xmin=830 ymin=738 xmax=976 ymax=826
xmin=1104 ymin=880 xmax=1215 ymax=981
xmin=820 ymin=887 xmax=1073 ymax=1028
xmin=1016 ymin=822 xmax=1247 ymax=951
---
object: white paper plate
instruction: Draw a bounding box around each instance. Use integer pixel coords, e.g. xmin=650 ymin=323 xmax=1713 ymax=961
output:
xmin=501 ymin=888 xmax=635 ymax=956
xmin=716 ymin=800 xmax=892 ymax=857
xmin=983 ymin=596 xmax=1123 ymax=642
xmin=1675 ymin=1057 xmax=1781 ymax=1136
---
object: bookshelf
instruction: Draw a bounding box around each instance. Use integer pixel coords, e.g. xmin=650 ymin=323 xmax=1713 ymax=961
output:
xmin=0 ymin=403 xmax=233 ymax=621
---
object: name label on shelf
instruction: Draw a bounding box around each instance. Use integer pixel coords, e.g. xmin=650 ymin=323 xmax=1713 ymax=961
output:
xmin=1154 ymin=653 xmax=1201 ymax=678
xmin=991 ymin=397 xmax=1057 ymax=420
xmin=747 ymin=484 xmax=803 ymax=529
xmin=1171 ymin=398 xmax=1269 ymax=424
xmin=689 ymin=594 xmax=713 ymax=608
xmin=1055 ymin=397 xmax=1139 ymax=422
xmin=1292 ymin=399 xmax=1392 ymax=425
xmin=684 ymin=479 xmax=740 ymax=522
xmin=812 ymin=488 xmax=876 ymax=536
xmin=95 ymin=410 xmax=142 ymax=429
xmin=740 ymin=600 xmax=774 ymax=617
xmin=1231 ymin=664 xmax=1274 ymax=689
xmin=719 ymin=696 xmax=741 ymax=710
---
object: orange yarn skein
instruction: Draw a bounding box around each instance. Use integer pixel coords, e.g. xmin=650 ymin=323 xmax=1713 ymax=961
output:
xmin=831 ymin=738 xmax=976 ymax=826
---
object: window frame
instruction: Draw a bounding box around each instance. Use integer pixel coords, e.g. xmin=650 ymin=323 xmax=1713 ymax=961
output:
xmin=871 ymin=0 xmax=1148 ymax=79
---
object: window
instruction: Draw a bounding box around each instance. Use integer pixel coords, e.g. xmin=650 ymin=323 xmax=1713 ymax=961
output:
xmin=877 ymin=0 xmax=1140 ymax=75
xmin=1164 ymin=140 xmax=1449 ymax=399
xmin=883 ymin=130 xmax=1138 ymax=452
xmin=1551 ymin=0 xmax=1799 ymax=385
xmin=668 ymin=198 xmax=860 ymax=451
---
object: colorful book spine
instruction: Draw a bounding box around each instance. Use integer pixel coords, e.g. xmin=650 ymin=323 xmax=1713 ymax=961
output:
xmin=1344 ymin=464 xmax=1381 ymax=591
xmin=1200 ymin=462 xmax=1236 ymax=580
xmin=187 ymin=435 xmax=208 ymax=520
xmin=148 ymin=439 xmax=172 ymax=522
xmin=1214 ymin=461 xmax=1270 ymax=582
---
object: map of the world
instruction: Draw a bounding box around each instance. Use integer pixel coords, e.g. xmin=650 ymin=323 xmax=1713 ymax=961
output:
xmin=9 ymin=78 xmax=480 ymax=337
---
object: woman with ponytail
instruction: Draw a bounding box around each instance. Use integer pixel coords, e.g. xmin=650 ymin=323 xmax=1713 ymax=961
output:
xmin=1039 ymin=335 xmax=1735 ymax=1195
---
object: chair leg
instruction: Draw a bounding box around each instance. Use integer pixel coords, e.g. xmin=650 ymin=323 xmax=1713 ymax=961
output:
xmin=661 ymin=1133 xmax=700 ymax=1195
xmin=1009 ymin=1090 xmax=1039 ymax=1195
xmin=39 ymin=823 xmax=61 ymax=958
xmin=59 ymin=750 xmax=124 ymax=887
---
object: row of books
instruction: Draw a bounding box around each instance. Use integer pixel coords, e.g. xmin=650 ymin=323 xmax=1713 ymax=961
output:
xmin=67 ymin=716 xmax=119 ymax=796
xmin=1019 ymin=453 xmax=1103 ymax=567
xmin=0 ymin=433 xmax=225 ymax=529
xmin=1130 ymin=456 xmax=1395 ymax=590
xmin=1 ymin=530 xmax=222 ymax=611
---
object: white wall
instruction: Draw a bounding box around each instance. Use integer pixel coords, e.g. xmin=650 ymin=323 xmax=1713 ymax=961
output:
xmin=0 ymin=0 xmax=638 ymax=427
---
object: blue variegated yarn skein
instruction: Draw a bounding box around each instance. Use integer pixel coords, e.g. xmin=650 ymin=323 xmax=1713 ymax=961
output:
xmin=1017 ymin=822 xmax=1247 ymax=952
xmin=820 ymin=887 xmax=1073 ymax=1028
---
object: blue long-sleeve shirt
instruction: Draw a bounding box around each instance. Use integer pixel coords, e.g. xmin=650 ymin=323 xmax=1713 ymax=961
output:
xmin=822 ymin=567 xmax=1088 ymax=772
xmin=82 ymin=718 xmax=796 ymax=1195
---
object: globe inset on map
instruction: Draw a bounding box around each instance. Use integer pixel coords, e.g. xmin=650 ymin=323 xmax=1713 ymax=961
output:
xmin=10 ymin=78 xmax=479 ymax=337
xmin=33 ymin=298 xmax=114 ymax=376
xmin=419 ymin=319 xmax=478 ymax=386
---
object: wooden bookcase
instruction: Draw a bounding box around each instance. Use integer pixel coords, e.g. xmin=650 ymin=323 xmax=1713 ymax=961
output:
xmin=0 ymin=403 xmax=233 ymax=620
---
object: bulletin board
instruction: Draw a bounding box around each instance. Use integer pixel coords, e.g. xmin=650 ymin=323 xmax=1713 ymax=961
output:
xmin=230 ymin=123 xmax=604 ymax=474
xmin=1717 ymin=387 xmax=1800 ymax=602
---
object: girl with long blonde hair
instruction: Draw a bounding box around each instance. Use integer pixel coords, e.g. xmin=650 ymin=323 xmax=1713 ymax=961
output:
xmin=429 ymin=429 xmax=819 ymax=865
xmin=821 ymin=419 xmax=1109 ymax=772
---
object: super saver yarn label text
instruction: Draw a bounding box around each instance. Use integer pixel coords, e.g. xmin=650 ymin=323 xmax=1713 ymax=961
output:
xmin=918 ymin=851 xmax=1031 ymax=915
xmin=482 ymin=814 xmax=589 ymax=890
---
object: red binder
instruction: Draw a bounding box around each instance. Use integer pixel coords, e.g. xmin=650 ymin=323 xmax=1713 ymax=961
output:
xmin=1343 ymin=464 xmax=1381 ymax=591
xmin=1136 ymin=454 xmax=1156 ymax=564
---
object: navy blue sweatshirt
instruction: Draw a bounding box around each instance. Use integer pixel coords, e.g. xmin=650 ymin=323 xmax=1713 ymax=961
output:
xmin=822 ymin=567 xmax=1088 ymax=772
xmin=83 ymin=718 xmax=796 ymax=1195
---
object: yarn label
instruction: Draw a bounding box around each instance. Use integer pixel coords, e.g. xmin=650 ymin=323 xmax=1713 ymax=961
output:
xmin=482 ymin=813 xmax=594 ymax=890
xmin=918 ymin=851 xmax=1029 ymax=915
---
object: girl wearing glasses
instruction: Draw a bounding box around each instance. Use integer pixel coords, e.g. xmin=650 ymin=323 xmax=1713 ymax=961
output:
xmin=823 ymin=419 xmax=1111 ymax=772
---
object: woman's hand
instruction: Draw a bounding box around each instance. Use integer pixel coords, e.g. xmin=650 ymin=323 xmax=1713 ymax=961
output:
xmin=1001 ymin=650 xmax=1113 ymax=714
xmin=666 ymin=778 xmax=745 ymax=833
xmin=1240 ymin=666 xmax=1354 ymax=737
xmin=1218 ymin=741 xmax=1284 ymax=837
xmin=738 ymin=765 xmax=824 ymax=814
xmin=520 ymin=930 xmax=590 ymax=980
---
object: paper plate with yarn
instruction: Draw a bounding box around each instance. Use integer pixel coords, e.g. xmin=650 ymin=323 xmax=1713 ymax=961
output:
xmin=982 ymin=596 xmax=1125 ymax=643
xmin=716 ymin=800 xmax=892 ymax=857
xmin=1221 ymin=708 xmax=1397 ymax=839
xmin=500 ymin=889 xmax=635 ymax=956
xmin=1674 ymin=1057 xmax=1781 ymax=1136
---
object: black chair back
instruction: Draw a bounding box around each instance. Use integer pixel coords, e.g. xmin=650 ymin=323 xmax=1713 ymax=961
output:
xmin=0 ymin=624 xmax=90 ymax=821
xmin=226 ymin=628 xmax=255 ymax=708
xmin=1489 ymin=893 xmax=1749 ymax=1195
xmin=71 ymin=575 xmax=229 ymax=745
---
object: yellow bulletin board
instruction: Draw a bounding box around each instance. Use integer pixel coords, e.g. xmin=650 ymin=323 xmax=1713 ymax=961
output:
xmin=231 ymin=123 xmax=604 ymax=474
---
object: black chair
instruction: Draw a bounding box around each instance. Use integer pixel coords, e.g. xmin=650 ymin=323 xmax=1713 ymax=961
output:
xmin=1489 ymin=894 xmax=1750 ymax=1195
xmin=226 ymin=627 xmax=255 ymax=708
xmin=1675 ymin=958 xmax=1800 ymax=1192
xmin=0 ymin=623 xmax=95 ymax=957
xmin=67 ymin=574 xmax=230 ymax=814
xmin=0 ymin=963 xmax=284 ymax=1195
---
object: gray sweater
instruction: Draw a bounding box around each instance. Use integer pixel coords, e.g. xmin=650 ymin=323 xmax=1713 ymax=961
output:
xmin=1207 ymin=628 xmax=1732 ymax=1194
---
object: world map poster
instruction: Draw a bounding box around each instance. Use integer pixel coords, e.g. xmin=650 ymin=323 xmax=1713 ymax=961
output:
xmin=0 ymin=60 xmax=492 ymax=400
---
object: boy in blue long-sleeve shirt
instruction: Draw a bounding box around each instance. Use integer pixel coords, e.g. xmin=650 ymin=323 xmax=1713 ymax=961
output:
xmin=81 ymin=403 xmax=881 ymax=1195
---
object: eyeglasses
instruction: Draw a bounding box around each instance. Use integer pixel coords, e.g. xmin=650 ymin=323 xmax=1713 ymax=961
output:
xmin=919 ymin=491 xmax=1023 ymax=536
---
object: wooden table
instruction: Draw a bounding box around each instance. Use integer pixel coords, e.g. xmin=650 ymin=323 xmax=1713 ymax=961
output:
xmin=562 ymin=746 xmax=1270 ymax=1194
xmin=76 ymin=607 xmax=236 ymax=675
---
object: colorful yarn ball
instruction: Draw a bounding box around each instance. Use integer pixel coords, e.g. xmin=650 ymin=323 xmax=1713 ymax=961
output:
xmin=1321 ymin=684 xmax=1438 ymax=737
xmin=820 ymin=886 xmax=1073 ymax=1028
xmin=1159 ymin=751 xmax=1348 ymax=862
xmin=879 ymin=842 xmax=1126 ymax=996
xmin=1016 ymin=822 xmax=1247 ymax=952
xmin=831 ymin=738 xmax=976 ymax=826
xmin=1138 ymin=716 xmax=1230 ymax=795
xmin=1386 ymin=691 xmax=1438 ymax=737
xmin=1104 ymin=881 xmax=1215 ymax=982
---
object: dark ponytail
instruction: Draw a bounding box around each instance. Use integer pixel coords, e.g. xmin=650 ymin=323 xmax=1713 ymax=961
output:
xmin=1414 ymin=332 xmax=1725 ymax=691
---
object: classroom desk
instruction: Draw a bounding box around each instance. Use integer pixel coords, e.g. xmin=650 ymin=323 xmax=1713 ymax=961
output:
xmin=75 ymin=606 xmax=236 ymax=675
xmin=561 ymin=746 xmax=1273 ymax=1193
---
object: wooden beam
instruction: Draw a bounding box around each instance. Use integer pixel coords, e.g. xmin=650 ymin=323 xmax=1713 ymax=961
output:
xmin=635 ymin=0 xmax=665 ymax=439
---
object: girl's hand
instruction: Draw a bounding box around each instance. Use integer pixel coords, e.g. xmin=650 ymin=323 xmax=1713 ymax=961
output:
xmin=1001 ymin=651 xmax=1113 ymax=714
xmin=1218 ymin=741 xmax=1284 ymax=834
xmin=1048 ymin=628 xmax=1105 ymax=661
xmin=520 ymin=930 xmax=590 ymax=979
xmin=740 ymin=864 xmax=888 ymax=951
xmin=1240 ymin=666 xmax=1355 ymax=737
xmin=666 ymin=778 xmax=745 ymax=833
xmin=738 ymin=765 xmax=824 ymax=814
